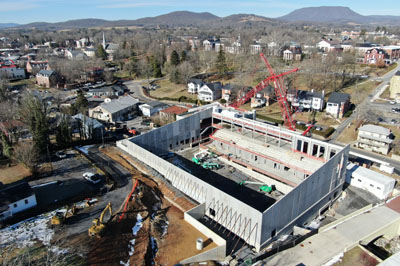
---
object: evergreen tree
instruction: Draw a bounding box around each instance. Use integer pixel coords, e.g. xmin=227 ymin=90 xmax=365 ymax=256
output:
xmin=215 ymin=48 xmax=228 ymax=74
xmin=170 ymin=50 xmax=180 ymax=66
xmin=19 ymin=94 xmax=49 ymax=154
xmin=169 ymin=67 xmax=181 ymax=84
xmin=56 ymin=116 xmax=72 ymax=148
xmin=96 ymin=44 xmax=107 ymax=60
xmin=75 ymin=90 xmax=89 ymax=114
xmin=150 ymin=56 xmax=162 ymax=78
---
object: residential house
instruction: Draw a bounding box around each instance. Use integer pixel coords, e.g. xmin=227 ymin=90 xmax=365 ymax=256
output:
xmin=317 ymin=40 xmax=341 ymax=53
xmin=221 ymin=84 xmax=233 ymax=102
xmin=65 ymin=49 xmax=87 ymax=60
xmin=83 ymin=47 xmax=96 ymax=58
xmin=198 ymin=82 xmax=222 ymax=102
xmin=86 ymin=85 xmax=125 ymax=97
xmin=0 ymin=60 xmax=25 ymax=80
xmin=357 ymin=124 xmax=393 ymax=155
xmin=0 ymin=182 xmax=37 ymax=221
xmin=139 ymin=101 xmax=169 ymax=117
xmin=203 ymin=38 xmax=220 ymax=52
xmin=287 ymin=89 xmax=325 ymax=111
xmin=364 ymin=48 xmax=389 ymax=66
xmin=282 ymin=42 xmax=302 ymax=61
xmin=390 ymin=71 xmax=400 ymax=100
xmin=250 ymin=43 xmax=263 ymax=55
xmin=89 ymin=95 xmax=139 ymax=123
xmin=340 ymin=42 xmax=354 ymax=52
xmin=187 ymin=79 xmax=204 ymax=94
xmin=36 ymin=70 xmax=62 ymax=88
xmin=26 ymin=60 xmax=49 ymax=74
xmin=159 ymin=105 xmax=188 ymax=122
xmin=355 ymin=42 xmax=379 ymax=57
xmin=346 ymin=163 xmax=395 ymax=200
xmin=326 ymin=92 xmax=350 ymax=118
xmin=251 ymin=85 xmax=275 ymax=108
xmin=72 ymin=113 xmax=105 ymax=139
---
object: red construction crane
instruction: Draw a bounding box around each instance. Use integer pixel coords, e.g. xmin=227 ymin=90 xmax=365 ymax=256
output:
xmin=230 ymin=53 xmax=298 ymax=131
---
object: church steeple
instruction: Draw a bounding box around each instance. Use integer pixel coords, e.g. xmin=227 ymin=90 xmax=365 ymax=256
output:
xmin=102 ymin=32 xmax=106 ymax=49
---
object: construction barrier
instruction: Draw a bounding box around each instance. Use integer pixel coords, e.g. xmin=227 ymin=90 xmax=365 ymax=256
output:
xmin=118 ymin=179 xmax=139 ymax=222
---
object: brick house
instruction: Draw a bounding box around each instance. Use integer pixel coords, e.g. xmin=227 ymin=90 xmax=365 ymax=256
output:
xmin=159 ymin=105 xmax=188 ymax=122
xmin=364 ymin=48 xmax=389 ymax=66
xmin=36 ymin=70 xmax=62 ymax=88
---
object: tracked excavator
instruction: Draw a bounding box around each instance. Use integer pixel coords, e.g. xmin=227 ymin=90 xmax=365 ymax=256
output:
xmin=51 ymin=204 xmax=77 ymax=225
xmin=88 ymin=202 xmax=112 ymax=237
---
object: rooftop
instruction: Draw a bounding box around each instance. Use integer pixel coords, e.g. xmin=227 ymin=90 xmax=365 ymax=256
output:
xmin=100 ymin=95 xmax=139 ymax=114
xmin=327 ymin=92 xmax=350 ymax=104
xmin=160 ymin=105 xmax=188 ymax=115
xmin=359 ymin=124 xmax=391 ymax=136
xmin=347 ymin=163 xmax=394 ymax=186
xmin=0 ymin=181 xmax=35 ymax=206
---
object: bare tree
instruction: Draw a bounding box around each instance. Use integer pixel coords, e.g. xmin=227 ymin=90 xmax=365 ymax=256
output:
xmin=12 ymin=141 xmax=38 ymax=174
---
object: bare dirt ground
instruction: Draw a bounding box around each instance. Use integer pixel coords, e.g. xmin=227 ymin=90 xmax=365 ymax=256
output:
xmin=100 ymin=146 xmax=218 ymax=265
xmin=0 ymin=163 xmax=31 ymax=184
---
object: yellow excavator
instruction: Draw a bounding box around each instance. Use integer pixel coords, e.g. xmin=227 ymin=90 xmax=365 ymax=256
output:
xmin=88 ymin=202 xmax=112 ymax=237
xmin=51 ymin=204 xmax=77 ymax=225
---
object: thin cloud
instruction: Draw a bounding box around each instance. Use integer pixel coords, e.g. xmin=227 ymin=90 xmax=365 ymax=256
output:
xmin=0 ymin=1 xmax=39 ymax=11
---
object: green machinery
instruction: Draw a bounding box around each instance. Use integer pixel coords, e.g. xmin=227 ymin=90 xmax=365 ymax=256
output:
xmin=192 ymin=157 xmax=201 ymax=165
xmin=202 ymin=162 xmax=221 ymax=170
xmin=238 ymin=181 xmax=274 ymax=193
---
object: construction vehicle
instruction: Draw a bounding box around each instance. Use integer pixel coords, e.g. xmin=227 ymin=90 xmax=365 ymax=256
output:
xmin=51 ymin=204 xmax=77 ymax=225
xmin=238 ymin=180 xmax=275 ymax=193
xmin=202 ymin=162 xmax=221 ymax=170
xmin=88 ymin=202 xmax=112 ymax=237
xmin=191 ymin=150 xmax=210 ymax=165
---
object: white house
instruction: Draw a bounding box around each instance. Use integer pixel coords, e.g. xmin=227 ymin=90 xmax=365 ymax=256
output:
xmin=139 ymin=101 xmax=169 ymax=117
xmin=326 ymin=92 xmax=350 ymax=118
xmin=357 ymin=124 xmax=393 ymax=155
xmin=287 ymin=89 xmax=325 ymax=111
xmin=198 ymin=82 xmax=222 ymax=102
xmin=0 ymin=182 xmax=37 ymax=221
xmin=346 ymin=163 xmax=395 ymax=200
xmin=187 ymin=79 xmax=204 ymax=94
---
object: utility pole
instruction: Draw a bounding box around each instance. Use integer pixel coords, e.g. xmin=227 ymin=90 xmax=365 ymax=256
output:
xmin=46 ymin=144 xmax=53 ymax=172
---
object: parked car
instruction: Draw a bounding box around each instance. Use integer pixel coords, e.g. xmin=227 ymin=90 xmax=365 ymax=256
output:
xmin=390 ymin=101 xmax=396 ymax=105
xmin=391 ymin=119 xmax=397 ymax=125
xmin=83 ymin=172 xmax=101 ymax=184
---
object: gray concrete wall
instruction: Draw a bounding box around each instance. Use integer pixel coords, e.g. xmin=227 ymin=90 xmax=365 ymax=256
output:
xmin=259 ymin=145 xmax=350 ymax=248
xmin=132 ymin=108 xmax=212 ymax=154
xmin=117 ymin=138 xmax=264 ymax=250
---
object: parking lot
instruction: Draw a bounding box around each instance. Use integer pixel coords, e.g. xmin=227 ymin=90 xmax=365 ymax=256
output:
xmin=30 ymin=150 xmax=105 ymax=208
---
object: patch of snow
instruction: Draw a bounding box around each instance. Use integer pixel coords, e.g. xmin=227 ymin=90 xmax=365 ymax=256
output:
xmin=0 ymin=211 xmax=56 ymax=248
xmin=128 ymin=239 xmax=135 ymax=256
xmin=132 ymin=213 xmax=143 ymax=236
xmin=321 ymin=252 xmax=344 ymax=266
xmin=75 ymin=145 xmax=94 ymax=155
xmin=161 ymin=221 xmax=169 ymax=238
xmin=31 ymin=181 xmax=58 ymax=188
xmin=50 ymin=246 xmax=69 ymax=255
xmin=120 ymin=260 xmax=129 ymax=266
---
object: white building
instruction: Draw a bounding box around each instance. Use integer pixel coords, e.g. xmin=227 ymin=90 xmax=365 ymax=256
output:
xmin=287 ymin=89 xmax=325 ymax=111
xmin=357 ymin=124 xmax=393 ymax=155
xmin=139 ymin=101 xmax=169 ymax=117
xmin=346 ymin=163 xmax=395 ymax=200
xmin=326 ymin=92 xmax=350 ymax=118
xmin=89 ymin=95 xmax=139 ymax=123
xmin=187 ymin=79 xmax=204 ymax=94
xmin=198 ymin=82 xmax=222 ymax=102
xmin=0 ymin=182 xmax=37 ymax=221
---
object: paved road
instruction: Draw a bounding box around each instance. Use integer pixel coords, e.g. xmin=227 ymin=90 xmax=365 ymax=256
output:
xmin=330 ymin=64 xmax=400 ymax=141
xmin=124 ymin=79 xmax=162 ymax=102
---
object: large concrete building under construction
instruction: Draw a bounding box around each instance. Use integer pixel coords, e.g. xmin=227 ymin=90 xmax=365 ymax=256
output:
xmin=117 ymin=104 xmax=349 ymax=254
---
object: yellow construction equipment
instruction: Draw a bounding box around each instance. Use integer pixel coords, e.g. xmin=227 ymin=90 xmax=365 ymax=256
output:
xmin=88 ymin=202 xmax=112 ymax=237
xmin=51 ymin=204 xmax=77 ymax=225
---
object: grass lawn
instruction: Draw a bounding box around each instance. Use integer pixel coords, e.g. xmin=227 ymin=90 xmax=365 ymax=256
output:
xmin=342 ymin=80 xmax=381 ymax=105
xmin=380 ymin=86 xmax=392 ymax=99
xmin=0 ymin=163 xmax=31 ymax=184
xmin=9 ymin=78 xmax=35 ymax=86
xmin=294 ymin=111 xmax=339 ymax=127
xmin=336 ymin=122 xmax=360 ymax=144
xmin=114 ymin=70 xmax=132 ymax=79
xmin=150 ymin=79 xmax=197 ymax=101
xmin=334 ymin=246 xmax=378 ymax=266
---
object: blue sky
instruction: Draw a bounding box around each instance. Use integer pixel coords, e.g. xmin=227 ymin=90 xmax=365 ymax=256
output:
xmin=0 ymin=0 xmax=399 ymax=24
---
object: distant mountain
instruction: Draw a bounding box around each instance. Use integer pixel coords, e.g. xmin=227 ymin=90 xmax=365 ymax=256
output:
xmin=278 ymin=6 xmax=400 ymax=25
xmin=0 ymin=23 xmax=20 ymax=29
xmin=6 ymin=11 xmax=277 ymax=31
